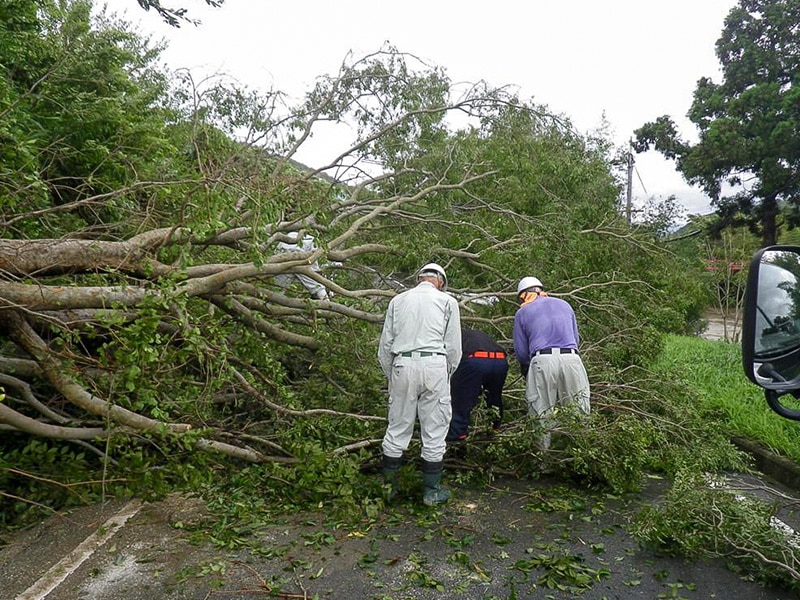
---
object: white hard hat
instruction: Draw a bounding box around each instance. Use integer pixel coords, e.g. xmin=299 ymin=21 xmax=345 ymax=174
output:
xmin=418 ymin=263 xmax=447 ymax=287
xmin=517 ymin=276 xmax=543 ymax=295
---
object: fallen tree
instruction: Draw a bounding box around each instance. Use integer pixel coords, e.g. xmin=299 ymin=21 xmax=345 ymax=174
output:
xmin=1 ymin=3 xmax=712 ymax=517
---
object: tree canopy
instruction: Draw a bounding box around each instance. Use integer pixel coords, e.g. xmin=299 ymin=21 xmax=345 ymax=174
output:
xmin=633 ymin=0 xmax=800 ymax=246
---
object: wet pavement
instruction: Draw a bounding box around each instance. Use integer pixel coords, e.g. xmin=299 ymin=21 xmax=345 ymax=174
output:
xmin=2 ymin=470 xmax=799 ymax=600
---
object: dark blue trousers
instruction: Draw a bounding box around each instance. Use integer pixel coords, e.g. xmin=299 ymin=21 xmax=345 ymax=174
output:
xmin=447 ymin=357 xmax=508 ymax=441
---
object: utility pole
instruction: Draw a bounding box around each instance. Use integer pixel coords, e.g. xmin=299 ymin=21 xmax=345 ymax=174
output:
xmin=625 ymin=141 xmax=634 ymax=226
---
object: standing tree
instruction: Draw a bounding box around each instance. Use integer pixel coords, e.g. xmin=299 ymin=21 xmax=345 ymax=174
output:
xmin=633 ymin=0 xmax=800 ymax=246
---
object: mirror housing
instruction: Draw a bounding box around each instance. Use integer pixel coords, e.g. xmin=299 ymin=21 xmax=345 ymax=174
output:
xmin=742 ymin=245 xmax=800 ymax=420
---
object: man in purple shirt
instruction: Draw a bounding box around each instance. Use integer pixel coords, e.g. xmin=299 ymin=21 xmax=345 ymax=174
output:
xmin=513 ymin=276 xmax=590 ymax=448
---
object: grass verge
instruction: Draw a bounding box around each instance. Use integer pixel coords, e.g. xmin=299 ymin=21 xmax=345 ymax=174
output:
xmin=655 ymin=334 xmax=800 ymax=464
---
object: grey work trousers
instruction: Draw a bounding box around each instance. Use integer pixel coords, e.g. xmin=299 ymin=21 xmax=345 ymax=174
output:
xmin=382 ymin=354 xmax=452 ymax=462
xmin=525 ymin=351 xmax=590 ymax=418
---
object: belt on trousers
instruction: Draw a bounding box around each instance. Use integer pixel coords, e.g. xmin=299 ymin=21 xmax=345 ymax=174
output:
xmin=399 ymin=351 xmax=444 ymax=357
xmin=534 ymin=348 xmax=578 ymax=356
xmin=467 ymin=351 xmax=506 ymax=359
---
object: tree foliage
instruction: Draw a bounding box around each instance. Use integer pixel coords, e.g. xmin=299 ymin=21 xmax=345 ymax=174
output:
xmin=633 ymin=0 xmax=800 ymax=246
xmin=135 ymin=0 xmax=223 ymax=27
xmin=0 ymin=1 xmax=716 ymax=527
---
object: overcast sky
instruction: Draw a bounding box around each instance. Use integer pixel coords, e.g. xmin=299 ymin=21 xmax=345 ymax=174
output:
xmin=100 ymin=0 xmax=740 ymax=216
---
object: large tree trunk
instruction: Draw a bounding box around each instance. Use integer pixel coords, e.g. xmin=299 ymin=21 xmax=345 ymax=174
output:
xmin=762 ymin=193 xmax=779 ymax=247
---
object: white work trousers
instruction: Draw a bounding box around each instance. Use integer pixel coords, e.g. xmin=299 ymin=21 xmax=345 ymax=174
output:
xmin=275 ymin=272 xmax=328 ymax=300
xmin=525 ymin=352 xmax=590 ymax=418
xmin=382 ymin=354 xmax=452 ymax=462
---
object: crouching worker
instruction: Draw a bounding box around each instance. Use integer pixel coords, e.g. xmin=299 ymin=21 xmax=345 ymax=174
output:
xmin=274 ymin=232 xmax=329 ymax=300
xmin=446 ymin=328 xmax=509 ymax=442
xmin=377 ymin=263 xmax=462 ymax=505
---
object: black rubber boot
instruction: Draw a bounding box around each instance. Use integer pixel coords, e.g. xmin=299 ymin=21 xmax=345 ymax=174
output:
xmin=421 ymin=460 xmax=450 ymax=506
xmin=382 ymin=454 xmax=403 ymax=501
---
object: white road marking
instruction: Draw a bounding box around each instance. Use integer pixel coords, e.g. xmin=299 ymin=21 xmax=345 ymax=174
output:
xmin=16 ymin=499 xmax=143 ymax=600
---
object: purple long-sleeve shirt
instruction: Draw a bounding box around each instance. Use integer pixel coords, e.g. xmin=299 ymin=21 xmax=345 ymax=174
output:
xmin=513 ymin=296 xmax=580 ymax=367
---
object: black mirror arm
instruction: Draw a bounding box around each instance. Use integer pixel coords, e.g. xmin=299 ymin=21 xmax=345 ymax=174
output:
xmin=765 ymin=389 xmax=800 ymax=421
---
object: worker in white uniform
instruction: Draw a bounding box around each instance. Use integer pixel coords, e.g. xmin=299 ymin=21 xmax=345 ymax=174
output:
xmin=274 ymin=232 xmax=329 ymax=300
xmin=377 ymin=263 xmax=462 ymax=506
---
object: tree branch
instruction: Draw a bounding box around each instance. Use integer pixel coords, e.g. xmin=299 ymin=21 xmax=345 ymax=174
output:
xmin=6 ymin=311 xmax=192 ymax=434
xmin=0 ymin=403 xmax=108 ymax=440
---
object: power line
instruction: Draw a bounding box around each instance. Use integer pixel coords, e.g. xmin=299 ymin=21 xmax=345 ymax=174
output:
xmin=635 ymin=165 xmax=648 ymax=195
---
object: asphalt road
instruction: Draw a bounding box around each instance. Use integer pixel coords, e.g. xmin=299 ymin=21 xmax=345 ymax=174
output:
xmin=701 ymin=310 xmax=740 ymax=342
xmin=2 ymin=469 xmax=798 ymax=600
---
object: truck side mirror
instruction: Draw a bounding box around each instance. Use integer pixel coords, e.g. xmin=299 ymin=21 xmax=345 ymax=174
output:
xmin=742 ymin=246 xmax=800 ymax=420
